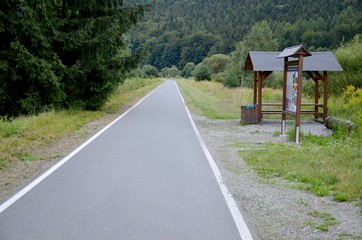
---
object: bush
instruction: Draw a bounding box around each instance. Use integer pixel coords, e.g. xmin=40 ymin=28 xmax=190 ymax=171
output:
xmin=211 ymin=72 xmax=225 ymax=83
xmin=222 ymin=65 xmax=240 ymax=88
xmin=329 ymin=35 xmax=362 ymax=95
xmin=160 ymin=65 xmax=181 ymax=78
xmin=181 ymin=62 xmax=195 ymax=78
xmin=142 ymin=65 xmax=159 ymax=77
xmin=193 ymin=63 xmax=211 ymax=81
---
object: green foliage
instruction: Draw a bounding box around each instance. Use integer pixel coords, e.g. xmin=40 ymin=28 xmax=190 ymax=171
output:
xmin=142 ymin=65 xmax=159 ymax=77
xmin=193 ymin=63 xmax=211 ymax=81
xmin=329 ymin=35 xmax=362 ymax=95
xmin=202 ymin=54 xmax=233 ymax=75
xmin=0 ymin=0 xmax=148 ymax=116
xmin=244 ymin=21 xmax=278 ymax=52
xmin=306 ymin=211 xmax=337 ymax=232
xmin=130 ymin=0 xmax=362 ymax=69
xmin=160 ymin=65 xmax=180 ymax=78
xmin=222 ymin=65 xmax=241 ymax=88
xmin=329 ymin=85 xmax=362 ymax=143
xmin=177 ymin=79 xmax=248 ymax=119
xmin=239 ymin=136 xmax=362 ymax=201
xmin=181 ymin=62 xmax=195 ymax=78
xmin=225 ymin=21 xmax=278 ymax=88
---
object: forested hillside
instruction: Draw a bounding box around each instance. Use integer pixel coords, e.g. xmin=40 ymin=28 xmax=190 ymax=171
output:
xmin=129 ymin=0 xmax=362 ymax=70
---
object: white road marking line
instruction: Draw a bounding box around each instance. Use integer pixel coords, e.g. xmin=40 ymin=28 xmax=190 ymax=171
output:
xmin=0 ymin=83 xmax=164 ymax=214
xmin=175 ymin=81 xmax=254 ymax=240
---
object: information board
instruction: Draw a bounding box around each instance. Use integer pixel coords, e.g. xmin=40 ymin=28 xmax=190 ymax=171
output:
xmin=286 ymin=70 xmax=298 ymax=113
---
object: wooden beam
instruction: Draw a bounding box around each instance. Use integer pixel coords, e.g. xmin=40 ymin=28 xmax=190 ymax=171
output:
xmin=295 ymin=54 xmax=304 ymax=143
xmin=315 ymin=75 xmax=319 ymax=120
xmin=253 ymin=71 xmax=257 ymax=105
xmin=314 ymin=71 xmax=323 ymax=79
xmin=260 ymin=71 xmax=272 ymax=83
xmin=257 ymin=71 xmax=262 ymax=123
xmin=306 ymin=71 xmax=318 ymax=81
xmin=281 ymin=57 xmax=288 ymax=135
xmin=323 ymin=71 xmax=328 ymax=123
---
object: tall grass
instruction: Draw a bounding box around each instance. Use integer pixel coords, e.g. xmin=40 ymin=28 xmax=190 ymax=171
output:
xmin=177 ymin=79 xmax=246 ymax=119
xmin=0 ymin=78 xmax=162 ymax=170
xmin=177 ymin=78 xmax=315 ymax=119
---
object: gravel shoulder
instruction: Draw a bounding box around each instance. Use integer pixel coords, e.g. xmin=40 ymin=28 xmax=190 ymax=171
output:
xmin=193 ymin=115 xmax=362 ymax=240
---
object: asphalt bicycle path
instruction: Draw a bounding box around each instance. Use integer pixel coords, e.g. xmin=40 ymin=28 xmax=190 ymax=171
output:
xmin=0 ymin=80 xmax=253 ymax=240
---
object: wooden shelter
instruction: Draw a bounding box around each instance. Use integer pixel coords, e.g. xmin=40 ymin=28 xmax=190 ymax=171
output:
xmin=244 ymin=49 xmax=343 ymax=124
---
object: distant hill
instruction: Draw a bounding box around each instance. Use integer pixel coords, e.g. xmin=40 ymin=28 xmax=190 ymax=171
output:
xmin=127 ymin=0 xmax=362 ymax=70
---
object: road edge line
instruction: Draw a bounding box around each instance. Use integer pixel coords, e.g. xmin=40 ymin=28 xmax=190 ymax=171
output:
xmin=0 ymin=82 xmax=164 ymax=214
xmin=175 ymin=81 xmax=254 ymax=240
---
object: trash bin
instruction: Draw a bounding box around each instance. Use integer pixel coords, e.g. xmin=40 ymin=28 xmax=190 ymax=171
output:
xmin=241 ymin=105 xmax=258 ymax=124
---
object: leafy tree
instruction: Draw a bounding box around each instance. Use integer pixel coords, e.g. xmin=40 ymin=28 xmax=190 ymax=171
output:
xmin=179 ymin=31 xmax=220 ymax=67
xmin=193 ymin=63 xmax=211 ymax=81
xmin=244 ymin=21 xmax=278 ymax=51
xmin=223 ymin=65 xmax=241 ymax=88
xmin=181 ymin=62 xmax=195 ymax=78
xmin=202 ymin=54 xmax=232 ymax=75
xmin=160 ymin=65 xmax=180 ymax=78
xmin=130 ymin=0 xmax=361 ymax=69
xmin=142 ymin=64 xmax=159 ymax=77
xmin=329 ymin=35 xmax=362 ymax=95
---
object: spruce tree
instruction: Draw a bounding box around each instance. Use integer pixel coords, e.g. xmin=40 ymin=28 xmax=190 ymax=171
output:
xmin=0 ymin=0 xmax=148 ymax=116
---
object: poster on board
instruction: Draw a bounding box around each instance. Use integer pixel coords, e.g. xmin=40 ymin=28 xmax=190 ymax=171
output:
xmin=286 ymin=70 xmax=298 ymax=113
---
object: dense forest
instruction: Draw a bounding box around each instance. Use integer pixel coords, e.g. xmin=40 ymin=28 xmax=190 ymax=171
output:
xmin=129 ymin=0 xmax=362 ymax=70
xmin=0 ymin=0 xmax=150 ymax=116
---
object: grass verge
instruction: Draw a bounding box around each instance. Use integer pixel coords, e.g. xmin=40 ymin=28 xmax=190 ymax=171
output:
xmin=237 ymin=134 xmax=362 ymax=202
xmin=0 ymin=78 xmax=162 ymax=170
xmin=176 ymin=78 xmax=247 ymax=119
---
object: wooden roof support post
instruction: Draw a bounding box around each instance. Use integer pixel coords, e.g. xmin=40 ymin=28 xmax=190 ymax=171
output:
xmin=295 ymin=54 xmax=304 ymax=143
xmin=323 ymin=71 xmax=328 ymax=123
xmin=253 ymin=71 xmax=257 ymax=106
xmin=281 ymin=59 xmax=288 ymax=135
xmin=314 ymin=75 xmax=319 ymax=121
xmin=257 ymin=71 xmax=262 ymax=123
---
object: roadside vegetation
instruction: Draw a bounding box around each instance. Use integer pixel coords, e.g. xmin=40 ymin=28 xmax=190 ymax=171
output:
xmin=177 ymin=77 xmax=362 ymax=206
xmin=0 ymin=78 xmax=162 ymax=171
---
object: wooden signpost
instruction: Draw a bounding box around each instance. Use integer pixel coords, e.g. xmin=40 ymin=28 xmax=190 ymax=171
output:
xmin=278 ymin=45 xmax=311 ymax=143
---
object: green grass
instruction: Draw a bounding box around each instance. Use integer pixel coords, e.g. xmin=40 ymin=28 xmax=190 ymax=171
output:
xmin=238 ymin=134 xmax=362 ymax=201
xmin=177 ymin=78 xmax=316 ymax=120
xmin=305 ymin=211 xmax=337 ymax=232
xmin=177 ymin=78 xmax=247 ymax=119
xmin=0 ymin=78 xmax=162 ymax=170
xmin=177 ymin=79 xmax=362 ymax=204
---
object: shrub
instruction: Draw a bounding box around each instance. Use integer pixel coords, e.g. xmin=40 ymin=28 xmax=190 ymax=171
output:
xmin=193 ymin=63 xmax=211 ymax=81
xmin=142 ymin=65 xmax=159 ymax=77
xmin=329 ymin=35 xmax=362 ymax=95
xmin=222 ymin=65 xmax=240 ymax=88
xmin=181 ymin=62 xmax=195 ymax=78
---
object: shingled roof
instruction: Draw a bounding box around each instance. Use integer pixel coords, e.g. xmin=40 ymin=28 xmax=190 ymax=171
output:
xmin=244 ymin=51 xmax=343 ymax=72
